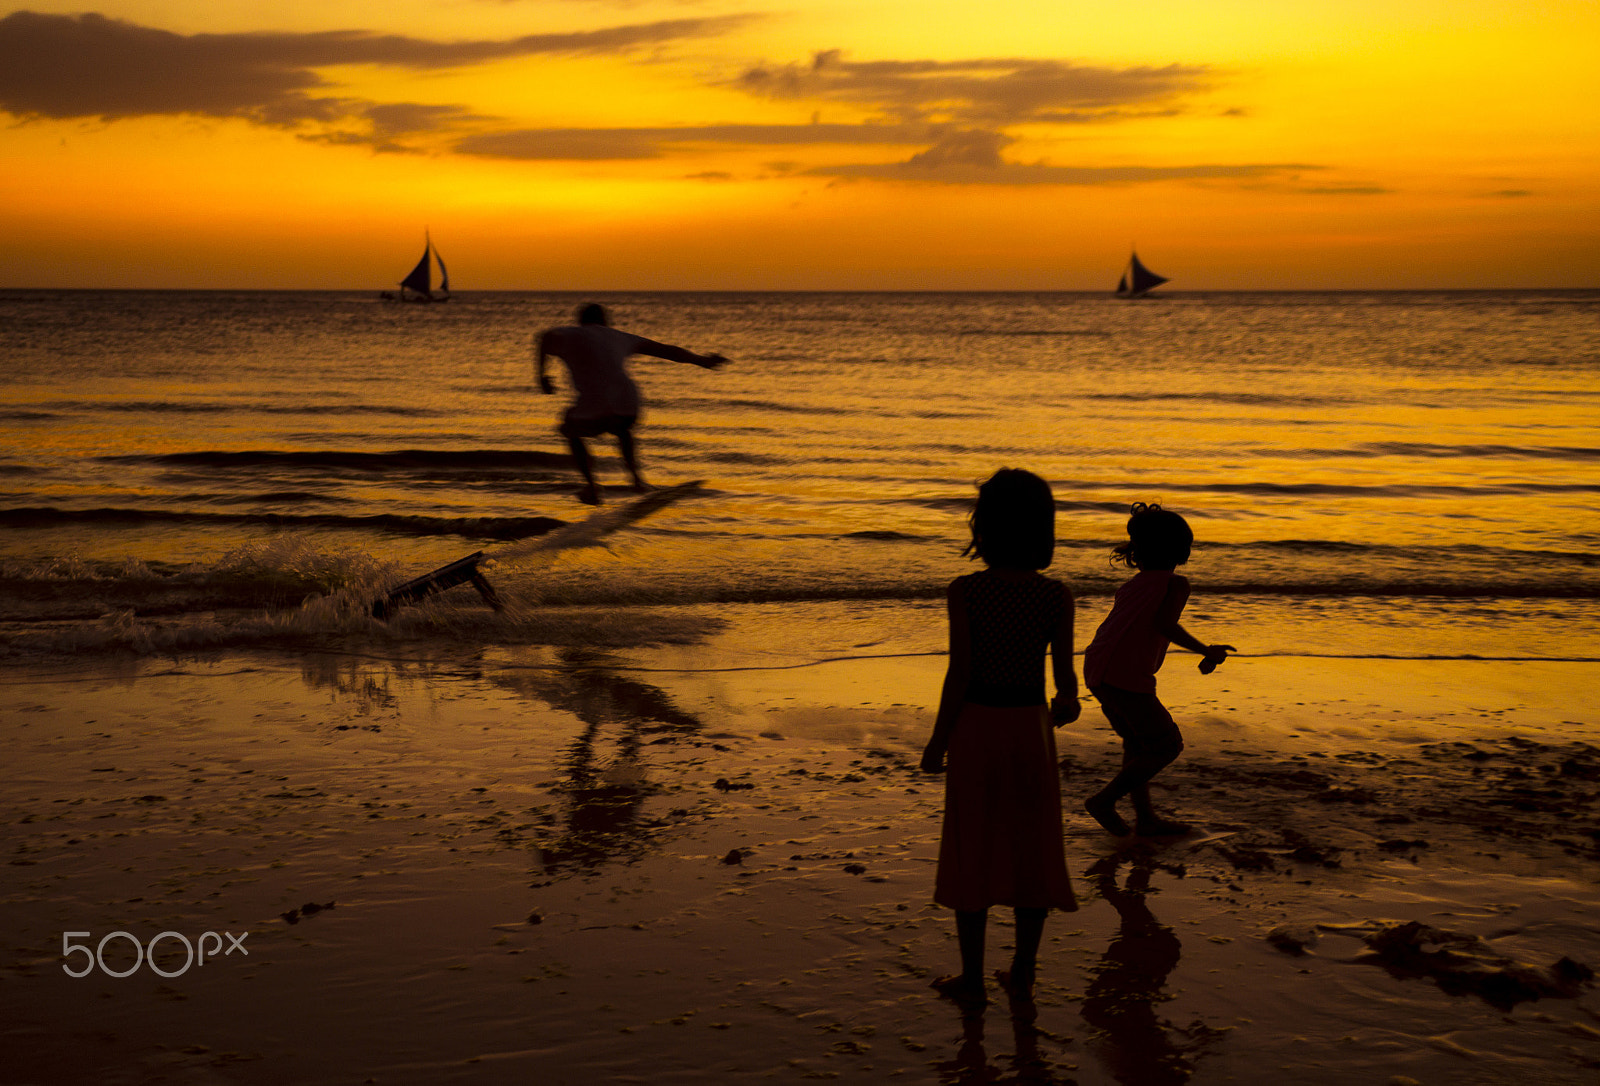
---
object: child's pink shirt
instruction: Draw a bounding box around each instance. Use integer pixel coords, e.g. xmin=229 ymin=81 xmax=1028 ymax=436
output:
xmin=1083 ymin=569 xmax=1185 ymax=694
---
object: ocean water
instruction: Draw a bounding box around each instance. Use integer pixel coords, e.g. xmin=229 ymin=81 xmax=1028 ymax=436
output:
xmin=2 ymin=288 xmax=1597 ymax=660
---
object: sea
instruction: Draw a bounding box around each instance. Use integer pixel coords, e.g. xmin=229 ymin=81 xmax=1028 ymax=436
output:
xmin=2 ymin=288 xmax=1598 ymax=664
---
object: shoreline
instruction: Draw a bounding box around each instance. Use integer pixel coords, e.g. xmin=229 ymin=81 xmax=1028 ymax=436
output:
xmin=4 ymin=604 xmax=1599 ymax=1084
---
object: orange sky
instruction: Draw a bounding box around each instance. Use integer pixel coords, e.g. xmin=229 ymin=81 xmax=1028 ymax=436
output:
xmin=1 ymin=1 xmax=1595 ymax=289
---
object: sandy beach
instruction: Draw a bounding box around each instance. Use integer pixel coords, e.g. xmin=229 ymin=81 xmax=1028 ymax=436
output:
xmin=4 ymin=599 xmax=1598 ymax=1085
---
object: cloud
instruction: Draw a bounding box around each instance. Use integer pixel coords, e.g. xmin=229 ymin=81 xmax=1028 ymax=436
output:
xmin=698 ymin=50 xmax=1311 ymax=188
xmin=0 ymin=10 xmax=756 ymax=124
xmin=300 ymin=102 xmax=488 ymax=154
xmin=1294 ymin=185 xmax=1392 ymax=195
xmin=814 ymin=156 xmax=1318 ymax=187
xmin=454 ymin=122 xmax=932 ymax=160
xmin=734 ymin=50 xmax=1211 ymax=126
xmin=1487 ymin=188 xmax=1532 ymax=197
xmin=450 ymin=52 xmax=1320 ymax=187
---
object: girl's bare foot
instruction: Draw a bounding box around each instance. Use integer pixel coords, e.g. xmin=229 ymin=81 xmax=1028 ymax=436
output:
xmin=993 ymin=969 xmax=1037 ymax=1021
xmin=576 ymin=484 xmax=601 ymax=505
xmin=1084 ymin=796 xmax=1131 ymax=836
xmin=930 ymin=974 xmax=988 ymax=1013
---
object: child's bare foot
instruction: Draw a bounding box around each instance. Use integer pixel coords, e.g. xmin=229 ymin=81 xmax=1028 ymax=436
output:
xmin=930 ymin=974 xmax=988 ymax=1013
xmin=1085 ymin=796 xmax=1131 ymax=836
xmin=576 ymin=484 xmax=601 ymax=506
xmin=1135 ymin=816 xmax=1190 ymax=837
xmin=629 ymin=480 xmax=654 ymax=493
xmin=993 ymin=969 xmax=1037 ymax=1020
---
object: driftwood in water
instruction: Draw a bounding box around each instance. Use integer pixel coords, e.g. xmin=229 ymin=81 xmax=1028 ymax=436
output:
xmin=371 ymin=551 xmax=502 ymax=620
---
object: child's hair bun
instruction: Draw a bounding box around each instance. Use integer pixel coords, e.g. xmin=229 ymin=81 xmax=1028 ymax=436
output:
xmin=1113 ymin=502 xmax=1192 ymax=569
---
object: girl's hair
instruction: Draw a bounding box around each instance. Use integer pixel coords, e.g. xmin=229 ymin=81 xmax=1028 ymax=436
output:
xmin=963 ymin=468 xmax=1056 ymax=570
xmin=1111 ymin=502 xmax=1192 ymax=570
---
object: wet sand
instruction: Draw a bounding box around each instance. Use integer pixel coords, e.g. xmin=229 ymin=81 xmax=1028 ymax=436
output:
xmin=3 ymin=602 xmax=1599 ymax=1084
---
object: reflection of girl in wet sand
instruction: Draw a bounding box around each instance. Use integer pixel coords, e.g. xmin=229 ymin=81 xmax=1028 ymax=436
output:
xmin=920 ymin=469 xmax=1079 ymax=1012
xmin=1083 ymin=504 xmax=1234 ymax=837
xmin=1081 ymin=855 xmax=1195 ymax=1085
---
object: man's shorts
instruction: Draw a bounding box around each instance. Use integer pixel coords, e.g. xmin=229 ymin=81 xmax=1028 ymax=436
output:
xmin=560 ymin=412 xmax=637 ymax=438
xmin=1089 ymin=684 xmax=1184 ymax=764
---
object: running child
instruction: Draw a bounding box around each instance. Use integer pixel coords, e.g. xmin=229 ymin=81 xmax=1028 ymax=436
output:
xmin=920 ymin=468 xmax=1079 ymax=1013
xmin=1082 ymin=503 xmax=1235 ymax=837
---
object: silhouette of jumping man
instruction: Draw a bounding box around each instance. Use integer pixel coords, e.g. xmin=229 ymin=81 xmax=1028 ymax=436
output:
xmin=536 ymin=303 xmax=727 ymax=504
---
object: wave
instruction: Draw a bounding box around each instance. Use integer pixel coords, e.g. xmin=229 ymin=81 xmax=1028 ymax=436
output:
xmin=1272 ymin=442 xmax=1600 ymax=461
xmin=956 ymin=329 xmax=1107 ymax=337
xmin=38 ymin=400 xmax=443 ymax=417
xmin=103 ymin=449 xmax=572 ymax=472
xmin=666 ymin=396 xmax=852 ymax=417
xmin=1054 ymin=479 xmax=1600 ymax=498
xmin=7 ymin=565 xmax=1592 ymax=614
xmin=841 ymin=529 xmax=929 ymax=541
xmin=1082 ymin=391 xmax=1355 ymax=408
xmin=179 ymin=491 xmax=356 ymax=506
xmin=0 ymin=506 xmax=567 ymax=540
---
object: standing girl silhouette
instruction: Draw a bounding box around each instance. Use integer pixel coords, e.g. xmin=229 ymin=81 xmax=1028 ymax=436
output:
xmin=921 ymin=469 xmax=1079 ymax=1012
xmin=1082 ymin=503 xmax=1234 ymax=837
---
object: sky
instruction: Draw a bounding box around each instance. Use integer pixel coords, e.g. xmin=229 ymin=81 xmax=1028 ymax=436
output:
xmin=1 ymin=1 xmax=1596 ymax=290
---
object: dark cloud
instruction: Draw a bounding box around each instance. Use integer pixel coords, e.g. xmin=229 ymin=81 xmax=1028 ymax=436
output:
xmin=300 ymin=102 xmax=487 ymax=154
xmin=454 ymin=122 xmax=931 ymax=160
xmin=700 ymin=49 xmax=1309 ymax=187
xmin=734 ymin=50 xmax=1210 ymax=126
xmin=1487 ymin=189 xmax=1532 ymax=197
xmin=812 ymin=157 xmax=1318 ymax=186
xmin=0 ymin=10 xmax=756 ymax=123
xmin=1295 ymin=185 xmax=1391 ymax=195
xmin=451 ymin=58 xmax=1320 ymax=187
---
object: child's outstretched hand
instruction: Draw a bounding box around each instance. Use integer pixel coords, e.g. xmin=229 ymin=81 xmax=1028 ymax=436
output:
xmin=919 ymin=744 xmax=945 ymax=774
xmin=1198 ymin=644 xmax=1236 ymax=674
xmin=1050 ymin=694 xmax=1081 ymax=725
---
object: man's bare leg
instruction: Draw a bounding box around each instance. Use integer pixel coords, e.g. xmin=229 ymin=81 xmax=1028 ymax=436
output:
xmin=615 ymin=428 xmax=651 ymax=492
xmin=563 ymin=431 xmax=601 ymax=505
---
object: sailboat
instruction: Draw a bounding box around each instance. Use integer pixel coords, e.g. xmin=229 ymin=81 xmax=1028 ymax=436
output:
xmin=1114 ymin=250 xmax=1168 ymax=299
xmin=384 ymin=234 xmax=450 ymax=303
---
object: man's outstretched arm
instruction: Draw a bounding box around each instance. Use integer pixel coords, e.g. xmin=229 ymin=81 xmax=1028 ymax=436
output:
xmin=630 ymin=337 xmax=727 ymax=369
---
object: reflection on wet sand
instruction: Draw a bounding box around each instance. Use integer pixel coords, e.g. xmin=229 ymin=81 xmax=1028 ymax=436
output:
xmin=935 ymin=1006 xmax=1079 ymax=1085
xmin=299 ymin=653 xmax=400 ymax=716
xmin=1081 ymin=853 xmax=1217 ymax=1085
xmin=497 ymin=648 xmax=703 ymax=873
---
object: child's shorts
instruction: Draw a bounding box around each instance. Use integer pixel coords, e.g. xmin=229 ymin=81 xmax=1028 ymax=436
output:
xmin=1089 ymin=684 xmax=1184 ymax=764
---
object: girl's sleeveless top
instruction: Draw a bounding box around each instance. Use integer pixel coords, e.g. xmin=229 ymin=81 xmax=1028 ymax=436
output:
xmin=1083 ymin=569 xmax=1176 ymax=693
xmin=957 ymin=570 xmax=1066 ymax=708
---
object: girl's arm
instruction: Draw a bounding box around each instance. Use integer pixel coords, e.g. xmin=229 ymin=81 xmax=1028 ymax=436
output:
xmin=1158 ymin=575 xmax=1235 ymax=670
xmin=1049 ymin=585 xmax=1080 ymax=724
xmin=920 ymin=580 xmax=971 ymax=773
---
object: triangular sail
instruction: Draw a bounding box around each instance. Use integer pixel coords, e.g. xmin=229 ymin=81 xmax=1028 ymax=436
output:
xmin=399 ymin=243 xmax=432 ymax=297
xmin=1115 ymin=251 xmax=1168 ymax=297
xmin=434 ymin=247 xmax=449 ymax=295
xmin=1128 ymin=253 xmax=1168 ymax=295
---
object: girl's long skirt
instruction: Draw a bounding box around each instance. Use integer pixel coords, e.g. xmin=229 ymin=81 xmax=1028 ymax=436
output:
xmin=934 ymin=702 xmax=1077 ymax=913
